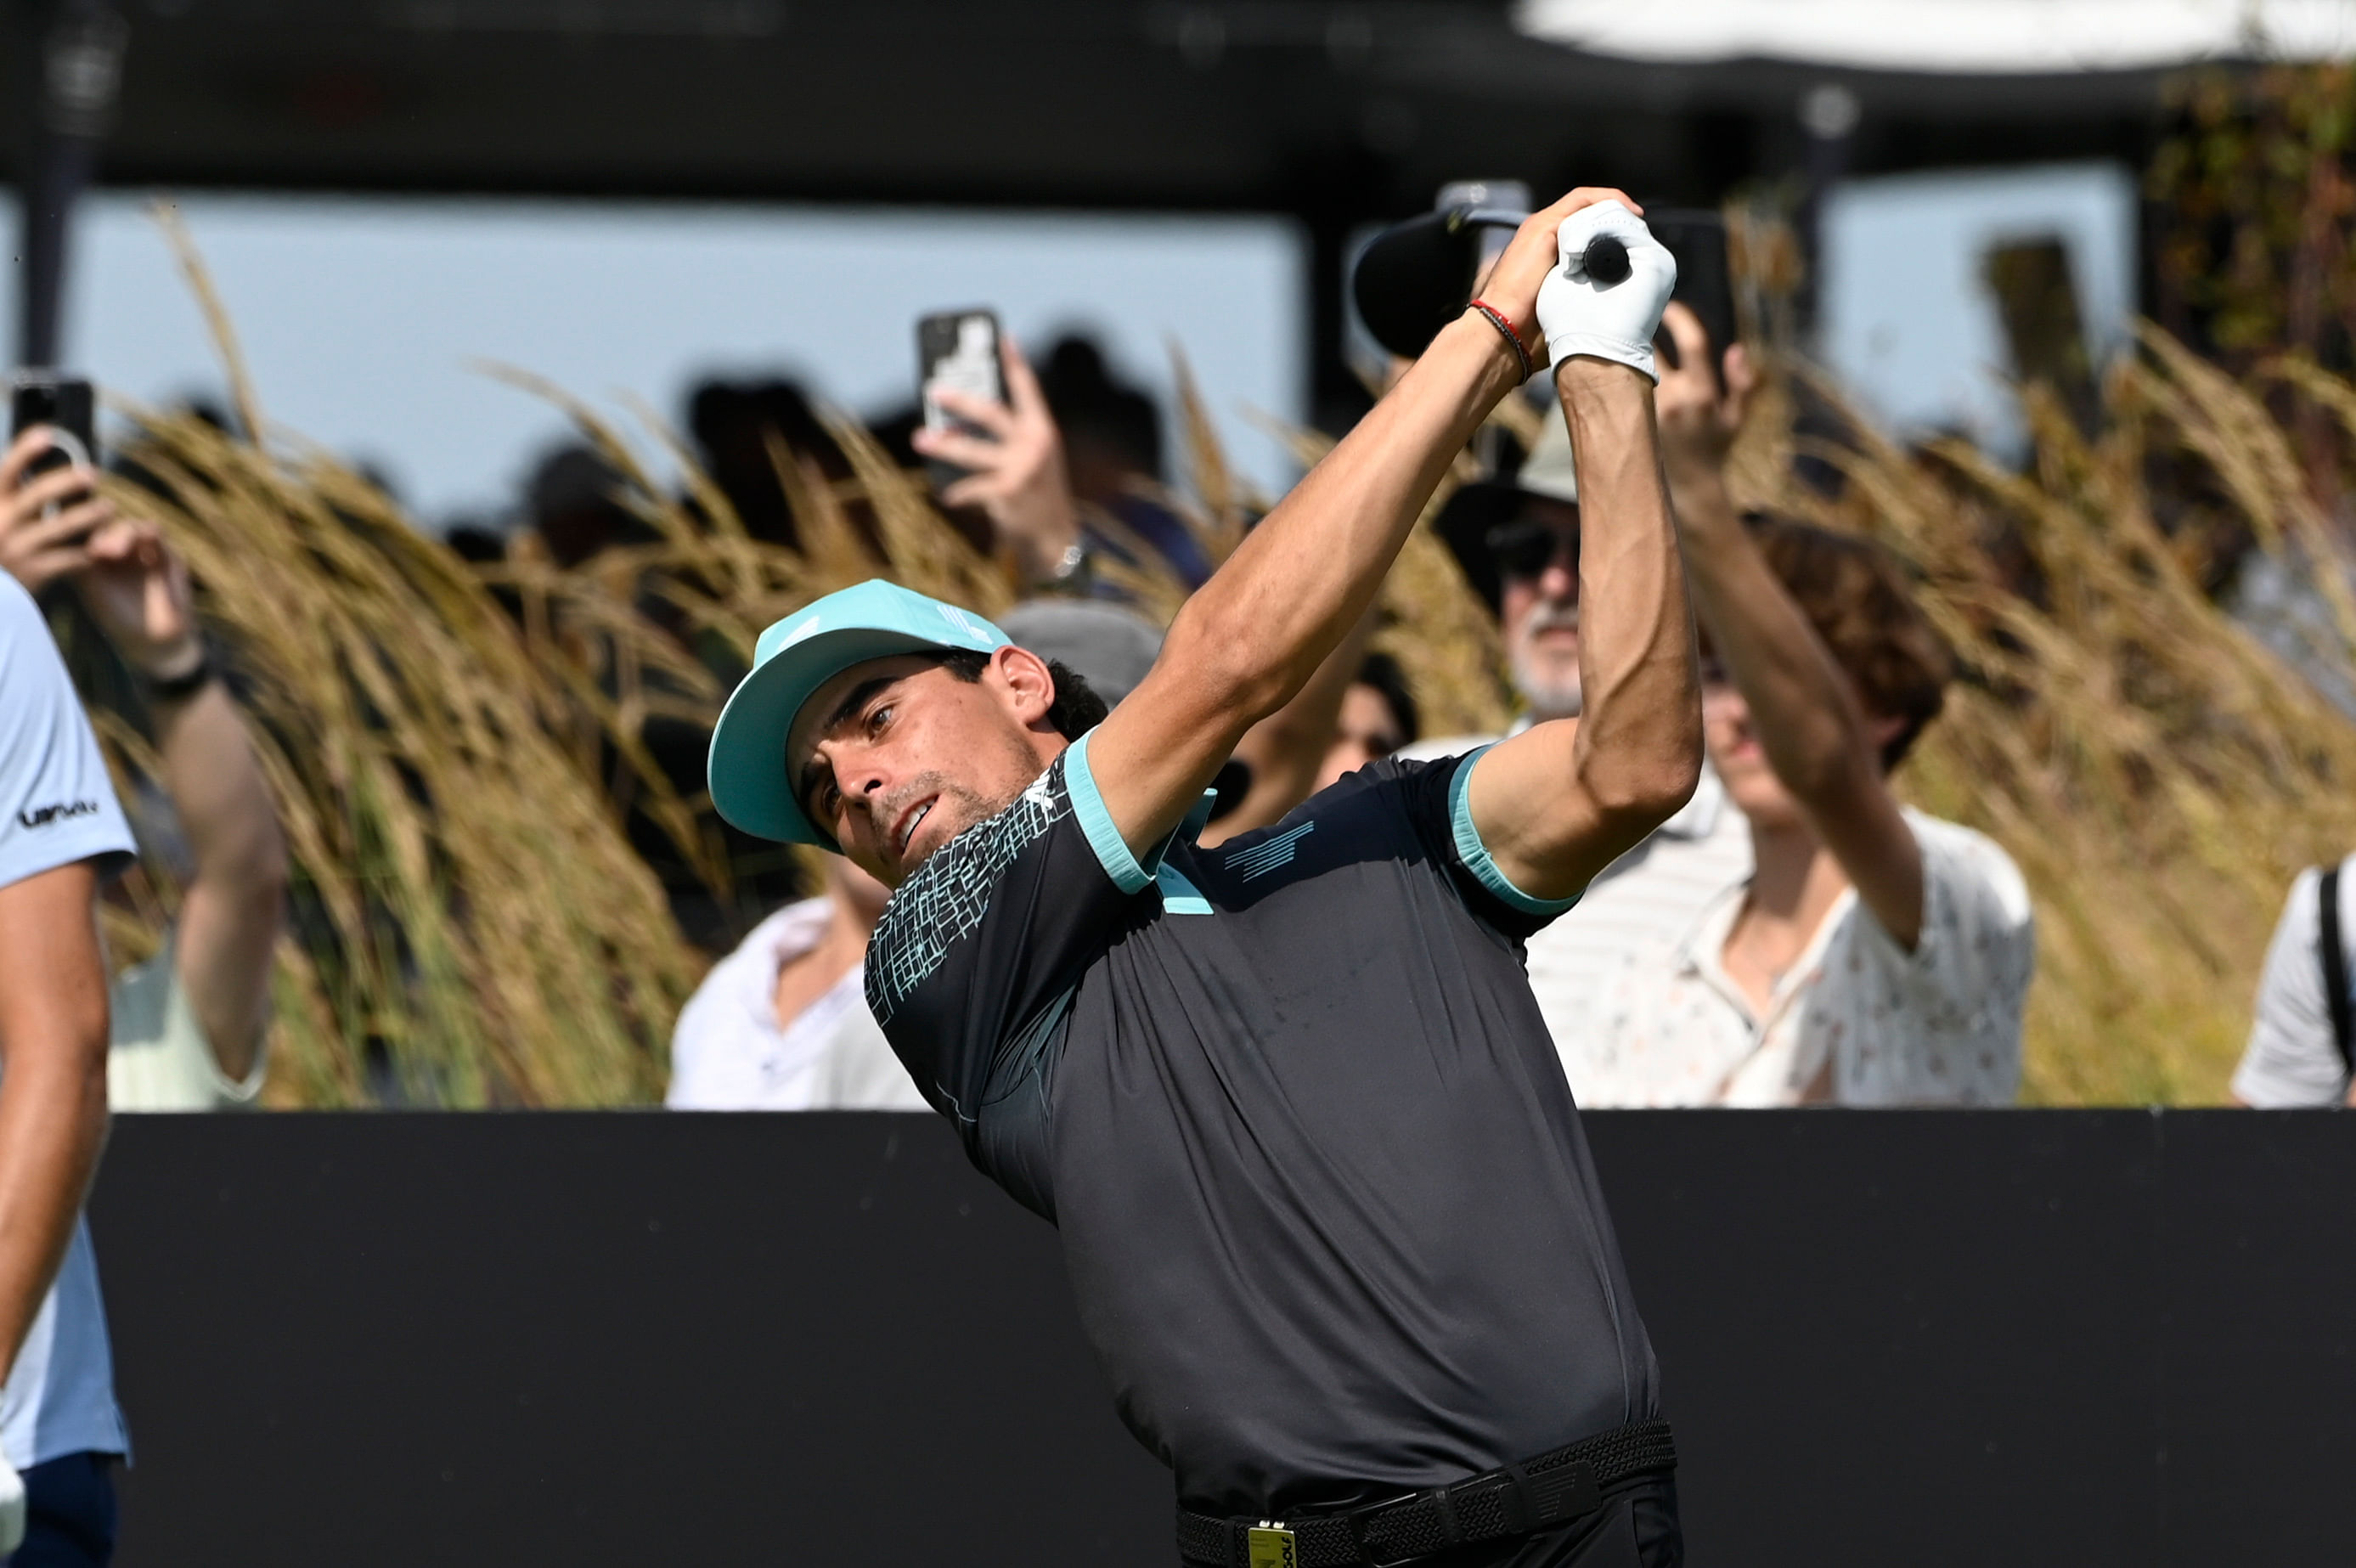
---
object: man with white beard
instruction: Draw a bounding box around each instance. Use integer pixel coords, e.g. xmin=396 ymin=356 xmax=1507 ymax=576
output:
xmin=1409 ymin=373 xmax=1751 ymax=1094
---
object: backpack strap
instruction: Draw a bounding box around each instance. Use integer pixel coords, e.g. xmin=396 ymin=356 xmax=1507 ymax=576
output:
xmin=2319 ymin=865 xmax=2355 ymax=1090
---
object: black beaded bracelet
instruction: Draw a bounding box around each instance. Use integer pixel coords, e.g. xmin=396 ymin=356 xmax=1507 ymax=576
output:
xmin=141 ymin=645 xmax=215 ymax=705
xmin=1468 ymin=298 xmax=1534 ymax=382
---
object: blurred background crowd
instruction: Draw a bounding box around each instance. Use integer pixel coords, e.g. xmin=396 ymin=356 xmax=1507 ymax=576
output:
xmin=13 ymin=0 xmax=2356 ymax=1114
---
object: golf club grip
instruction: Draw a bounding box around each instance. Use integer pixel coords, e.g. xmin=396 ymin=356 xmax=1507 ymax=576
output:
xmin=1581 ymin=234 xmax=1632 ymax=285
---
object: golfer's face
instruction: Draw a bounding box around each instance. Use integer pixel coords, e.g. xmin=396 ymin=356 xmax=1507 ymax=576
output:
xmin=788 ymin=653 xmax=1040 ymax=888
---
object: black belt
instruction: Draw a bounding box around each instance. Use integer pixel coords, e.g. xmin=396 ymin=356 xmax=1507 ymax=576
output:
xmin=1176 ymin=1419 xmax=1677 ymax=1568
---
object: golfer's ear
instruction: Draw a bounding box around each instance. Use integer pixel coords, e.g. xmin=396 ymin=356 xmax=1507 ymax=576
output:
xmin=994 ymin=645 xmax=1057 ymax=724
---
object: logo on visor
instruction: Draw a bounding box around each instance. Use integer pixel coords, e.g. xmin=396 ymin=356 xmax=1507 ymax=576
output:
xmin=936 ymin=604 xmax=990 ymax=641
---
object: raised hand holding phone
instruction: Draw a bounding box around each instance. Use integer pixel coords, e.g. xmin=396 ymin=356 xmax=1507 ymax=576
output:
xmin=910 ymin=326 xmax=1083 ymax=587
xmin=76 ymin=519 xmax=204 ymax=681
xmin=10 ymin=373 xmax=95 ymax=484
xmin=915 ymin=308 xmax=1005 ymax=487
xmin=0 ymin=425 xmax=116 ymax=597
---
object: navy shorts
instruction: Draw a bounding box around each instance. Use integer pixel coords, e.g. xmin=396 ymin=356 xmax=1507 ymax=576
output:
xmin=4 ymin=1452 xmax=117 ymax=1568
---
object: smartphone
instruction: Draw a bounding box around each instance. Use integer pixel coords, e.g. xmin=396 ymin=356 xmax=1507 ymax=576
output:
xmin=9 ymin=372 xmax=97 ymax=526
xmin=916 ymin=308 xmax=1005 ymax=492
xmin=11 ymin=371 xmax=96 ymax=476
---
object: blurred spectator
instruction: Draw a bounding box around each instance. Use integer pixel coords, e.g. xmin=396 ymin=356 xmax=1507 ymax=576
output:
xmin=899 ymin=331 xmax=1212 ymax=591
xmin=0 ymin=471 xmax=133 ymax=1563
xmin=2232 ymin=860 xmax=2356 ymax=1106
xmin=1034 ymin=336 xmax=1159 ymax=494
xmin=442 ymin=517 xmax=509 ymax=564
xmin=912 ymin=339 xmax=1091 ymax=590
xmin=668 ymin=596 xmax=1164 ymax=1110
xmin=510 ymin=439 xmax=757 ymax=945
xmin=1033 ymin=335 xmax=1214 ymax=587
xmin=0 ymin=428 xmax=288 ymax=1112
xmin=996 ymin=599 xmax=1163 ymax=708
xmin=687 ymin=377 xmax=847 ymax=550
xmin=1406 ymin=404 xmax=1751 ymax=1074
xmin=520 ymin=443 xmax=646 ymax=568
xmin=1314 ymin=651 xmax=1418 ymax=792
xmin=668 ymin=855 xmax=924 ymax=1110
xmin=1577 ymin=304 xmax=2032 ymax=1106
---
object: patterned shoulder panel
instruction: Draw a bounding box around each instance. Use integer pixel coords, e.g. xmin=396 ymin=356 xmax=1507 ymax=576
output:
xmin=865 ymin=757 xmax=1073 ymax=1025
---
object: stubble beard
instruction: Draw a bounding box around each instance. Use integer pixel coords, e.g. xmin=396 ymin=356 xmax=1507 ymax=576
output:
xmin=892 ymin=729 xmax=1051 ymax=870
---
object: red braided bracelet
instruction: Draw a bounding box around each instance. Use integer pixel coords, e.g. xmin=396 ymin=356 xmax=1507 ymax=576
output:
xmin=1468 ymin=297 xmax=1533 ymax=381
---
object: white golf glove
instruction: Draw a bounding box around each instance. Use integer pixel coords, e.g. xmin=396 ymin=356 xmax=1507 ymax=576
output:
xmin=0 ymin=1450 xmax=25 ymax=1557
xmin=1535 ymin=200 xmax=1678 ymax=384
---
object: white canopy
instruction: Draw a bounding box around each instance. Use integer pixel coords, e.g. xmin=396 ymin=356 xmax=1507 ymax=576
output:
xmin=1512 ymin=0 xmax=2356 ymax=73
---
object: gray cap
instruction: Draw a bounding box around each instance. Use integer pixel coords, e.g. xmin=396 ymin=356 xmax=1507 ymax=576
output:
xmin=997 ymin=598 xmax=1165 ymax=708
xmin=1518 ymin=406 xmax=1577 ymax=505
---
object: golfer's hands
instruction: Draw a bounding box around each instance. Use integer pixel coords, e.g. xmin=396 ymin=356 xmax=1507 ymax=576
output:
xmin=0 ymin=1449 xmax=25 ymax=1556
xmin=1474 ymin=187 xmax=1644 ymax=374
xmin=0 ymin=427 xmax=117 ymax=597
xmin=1654 ymin=302 xmax=1757 ymax=493
xmin=1536 ymin=200 xmax=1677 ymax=384
xmin=910 ymin=338 xmax=1082 ymax=586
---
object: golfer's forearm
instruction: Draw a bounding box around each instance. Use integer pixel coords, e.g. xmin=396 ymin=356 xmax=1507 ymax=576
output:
xmin=1165 ymin=315 xmax=1517 ymax=728
xmin=1560 ymin=364 xmax=1701 ymax=819
xmin=0 ymin=1052 xmax=108 ymax=1384
xmin=1675 ymin=470 xmax=1874 ymax=804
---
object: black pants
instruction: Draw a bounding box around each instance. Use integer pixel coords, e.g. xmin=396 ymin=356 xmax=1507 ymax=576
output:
xmin=1411 ymin=1474 xmax=1681 ymax=1568
xmin=3 ymin=1452 xmax=118 ymax=1568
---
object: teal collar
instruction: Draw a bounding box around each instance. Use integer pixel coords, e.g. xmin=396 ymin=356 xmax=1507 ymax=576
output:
xmin=1179 ymin=788 xmax=1218 ymax=845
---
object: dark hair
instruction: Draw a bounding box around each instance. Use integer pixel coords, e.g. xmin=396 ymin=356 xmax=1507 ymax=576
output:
xmin=1738 ymin=514 xmax=1956 ymax=770
xmin=933 ymin=647 xmax=1108 ymax=741
xmin=1355 ymin=651 xmax=1420 ymax=747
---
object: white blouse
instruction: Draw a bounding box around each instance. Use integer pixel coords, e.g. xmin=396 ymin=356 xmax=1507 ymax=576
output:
xmin=667 ymin=897 xmax=929 ymax=1111
xmin=1573 ymin=809 xmax=2034 ymax=1107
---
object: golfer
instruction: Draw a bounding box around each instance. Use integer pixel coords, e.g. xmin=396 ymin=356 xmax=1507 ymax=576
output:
xmin=710 ymin=189 xmax=1699 ymax=1567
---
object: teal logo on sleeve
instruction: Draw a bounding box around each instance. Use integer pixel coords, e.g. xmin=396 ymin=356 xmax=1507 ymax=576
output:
xmin=1228 ymin=821 xmax=1315 ymax=882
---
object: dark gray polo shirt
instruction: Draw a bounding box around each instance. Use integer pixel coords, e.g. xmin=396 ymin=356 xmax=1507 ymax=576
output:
xmin=865 ymin=731 xmax=1661 ymax=1516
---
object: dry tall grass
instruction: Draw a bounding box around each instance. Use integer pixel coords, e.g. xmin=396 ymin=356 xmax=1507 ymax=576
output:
xmin=78 ymin=212 xmax=2356 ymax=1105
xmin=1728 ymin=338 xmax=2356 ymax=1102
xmin=90 ymin=228 xmax=1513 ymax=1104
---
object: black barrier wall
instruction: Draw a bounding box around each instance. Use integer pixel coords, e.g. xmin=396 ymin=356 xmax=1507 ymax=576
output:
xmin=81 ymin=1112 xmax=2356 ymax=1567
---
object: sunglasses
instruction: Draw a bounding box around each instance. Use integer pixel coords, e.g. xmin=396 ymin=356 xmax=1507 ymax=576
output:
xmin=1485 ymin=519 xmax=1576 ymax=581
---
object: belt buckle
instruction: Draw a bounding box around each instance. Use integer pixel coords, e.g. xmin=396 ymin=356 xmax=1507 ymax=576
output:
xmin=1245 ymin=1520 xmax=1298 ymax=1568
xmin=1346 ymin=1492 xmax=1427 ymax=1568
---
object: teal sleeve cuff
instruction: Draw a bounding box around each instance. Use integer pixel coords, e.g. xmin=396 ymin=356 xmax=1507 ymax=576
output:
xmin=1064 ymin=730 xmax=1158 ymax=894
xmin=1449 ymin=745 xmax=1582 ymax=917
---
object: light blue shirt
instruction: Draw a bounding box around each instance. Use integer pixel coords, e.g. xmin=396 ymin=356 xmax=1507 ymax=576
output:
xmin=0 ymin=574 xmax=134 ymax=1466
